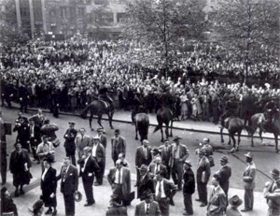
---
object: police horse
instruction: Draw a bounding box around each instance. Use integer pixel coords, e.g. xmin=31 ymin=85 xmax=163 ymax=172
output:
xmin=154 ymin=107 xmax=174 ymax=142
xmin=248 ymin=111 xmax=279 ymax=153
xmin=220 ymin=117 xmax=249 ymax=151
xmin=134 ymin=113 xmax=150 ymax=142
xmin=80 ymin=100 xmax=114 ymax=131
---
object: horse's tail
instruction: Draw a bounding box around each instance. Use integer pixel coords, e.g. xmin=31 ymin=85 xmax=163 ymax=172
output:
xmin=137 ymin=118 xmax=150 ymax=141
xmin=80 ymin=104 xmax=90 ymax=119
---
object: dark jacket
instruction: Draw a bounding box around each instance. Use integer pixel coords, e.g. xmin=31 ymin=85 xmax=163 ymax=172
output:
xmin=183 ymin=168 xmax=195 ymax=194
xmin=57 ymin=164 xmax=78 ymax=195
xmin=64 ymin=128 xmax=78 ymax=153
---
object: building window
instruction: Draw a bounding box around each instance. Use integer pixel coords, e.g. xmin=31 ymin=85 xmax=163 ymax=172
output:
xmin=60 ymin=7 xmax=67 ymax=19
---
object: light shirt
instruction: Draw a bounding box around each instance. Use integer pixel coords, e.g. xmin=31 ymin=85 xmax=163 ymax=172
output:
xmin=143 ymin=146 xmax=148 ymax=159
xmin=175 ymin=145 xmax=180 ymax=159
xmin=115 ymin=168 xmax=122 ymax=184
xmin=30 ymin=125 xmax=34 ymax=137
xmin=154 ymin=164 xmax=160 ymax=174
xmin=155 ymin=180 xmax=166 ymax=198
xmin=92 ymin=144 xmax=98 ymax=157
xmin=81 ymin=156 xmax=90 ymax=173
xmin=42 ymin=167 xmax=49 ymax=181
xmin=145 ymin=203 xmax=150 ymax=213
xmin=62 ymin=165 xmax=70 ymax=182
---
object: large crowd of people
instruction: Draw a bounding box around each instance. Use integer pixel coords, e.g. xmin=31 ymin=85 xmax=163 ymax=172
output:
xmin=1 ymin=37 xmax=280 ymax=216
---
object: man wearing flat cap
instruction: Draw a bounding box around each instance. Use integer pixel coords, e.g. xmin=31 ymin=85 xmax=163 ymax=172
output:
xmin=264 ymin=178 xmax=280 ymax=216
xmin=169 ymin=136 xmax=189 ymax=191
xmin=63 ymin=122 xmax=77 ymax=166
xmin=217 ymin=156 xmax=232 ymax=202
xmin=226 ymin=195 xmax=243 ymax=216
xmin=182 ymin=160 xmax=195 ymax=215
xmin=241 ymin=152 xmax=256 ymax=212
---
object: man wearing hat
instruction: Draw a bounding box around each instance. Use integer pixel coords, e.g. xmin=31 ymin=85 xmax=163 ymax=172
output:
xmin=91 ymin=136 xmax=105 ymax=186
xmin=182 ymin=160 xmax=195 ymax=215
xmin=242 ymin=152 xmax=256 ymax=212
xmin=169 ymin=136 xmax=189 ymax=191
xmin=79 ymin=147 xmax=99 ymax=207
xmin=267 ymin=168 xmax=280 ymax=194
xmin=97 ymin=127 xmax=107 ymax=149
xmin=196 ymin=148 xmax=211 ymax=207
xmin=201 ymin=138 xmax=214 ymax=167
xmin=75 ymin=128 xmax=91 ymax=160
xmin=1 ymin=187 xmax=18 ymax=216
xmin=56 ymin=156 xmax=79 ymax=216
xmin=159 ymin=139 xmax=171 ymax=179
xmin=227 ymin=195 xmax=243 ymax=216
xmin=63 ymin=122 xmax=77 ymax=166
xmin=135 ymin=189 xmax=161 ymax=216
xmin=135 ymin=139 xmax=152 ymax=185
xmin=111 ymin=129 xmax=126 ymax=165
xmin=206 ymin=173 xmax=227 ymax=216
xmin=106 ymin=194 xmax=128 ymax=216
xmin=217 ymin=155 xmax=232 ymax=202
xmin=264 ymin=179 xmax=280 ymax=216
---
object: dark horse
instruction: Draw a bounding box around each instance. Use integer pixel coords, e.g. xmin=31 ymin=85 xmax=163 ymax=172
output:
xmin=220 ymin=117 xmax=248 ymax=151
xmin=134 ymin=113 xmax=150 ymax=142
xmin=153 ymin=107 xmax=174 ymax=142
xmin=80 ymin=100 xmax=114 ymax=131
xmin=248 ymin=112 xmax=279 ymax=153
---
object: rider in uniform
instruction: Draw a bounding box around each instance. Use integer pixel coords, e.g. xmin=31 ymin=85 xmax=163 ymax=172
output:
xmin=259 ymin=100 xmax=279 ymax=132
xmin=98 ymin=82 xmax=114 ymax=110
xmin=220 ymin=94 xmax=239 ymax=128
xmin=159 ymin=85 xmax=177 ymax=119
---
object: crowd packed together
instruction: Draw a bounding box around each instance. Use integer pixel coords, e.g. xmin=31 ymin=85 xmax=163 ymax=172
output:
xmin=1 ymin=39 xmax=280 ymax=125
xmin=1 ymin=109 xmax=280 ymax=216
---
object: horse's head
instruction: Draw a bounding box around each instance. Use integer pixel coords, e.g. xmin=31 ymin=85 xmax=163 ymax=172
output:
xmin=264 ymin=109 xmax=273 ymax=121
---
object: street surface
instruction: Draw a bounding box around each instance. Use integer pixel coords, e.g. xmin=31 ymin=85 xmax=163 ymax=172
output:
xmin=2 ymin=107 xmax=280 ymax=216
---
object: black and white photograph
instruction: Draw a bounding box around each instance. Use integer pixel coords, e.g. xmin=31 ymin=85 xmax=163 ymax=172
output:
xmin=0 ymin=0 xmax=279 ymax=215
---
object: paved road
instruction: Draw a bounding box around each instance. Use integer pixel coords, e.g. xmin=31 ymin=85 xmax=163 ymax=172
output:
xmin=2 ymin=107 xmax=279 ymax=216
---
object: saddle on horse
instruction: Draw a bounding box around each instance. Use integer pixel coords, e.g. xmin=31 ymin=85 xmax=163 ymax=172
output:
xmin=98 ymin=96 xmax=113 ymax=110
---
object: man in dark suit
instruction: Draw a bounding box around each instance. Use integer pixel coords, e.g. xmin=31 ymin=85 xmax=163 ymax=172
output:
xmin=91 ymin=136 xmax=105 ymax=186
xmin=29 ymin=119 xmax=41 ymax=163
xmin=135 ymin=189 xmax=161 ymax=216
xmin=135 ymin=139 xmax=152 ymax=185
xmin=217 ymin=156 xmax=232 ymax=203
xmin=79 ymin=147 xmax=99 ymax=206
xmin=13 ymin=117 xmax=30 ymax=151
xmin=154 ymin=172 xmax=177 ymax=216
xmin=107 ymin=159 xmax=131 ymax=206
xmin=111 ymin=129 xmax=126 ymax=165
xmin=41 ymin=157 xmax=57 ymax=215
xmin=196 ymin=148 xmax=211 ymax=207
xmin=137 ymin=164 xmax=155 ymax=200
xmin=169 ymin=136 xmax=189 ymax=191
xmin=63 ymin=122 xmax=78 ymax=166
xmin=159 ymin=139 xmax=171 ymax=179
xmin=241 ymin=90 xmax=255 ymax=126
xmin=57 ymin=157 xmax=79 ymax=216
xmin=207 ymin=174 xmax=227 ymax=216
xmin=182 ymin=160 xmax=195 ymax=216
xmin=97 ymin=128 xmax=107 ymax=149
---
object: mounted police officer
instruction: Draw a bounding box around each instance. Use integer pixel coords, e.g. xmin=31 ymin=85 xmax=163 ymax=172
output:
xmin=159 ymin=85 xmax=177 ymax=120
xmin=259 ymin=100 xmax=279 ymax=132
xmin=98 ymin=82 xmax=114 ymax=110
xmin=220 ymin=94 xmax=239 ymax=128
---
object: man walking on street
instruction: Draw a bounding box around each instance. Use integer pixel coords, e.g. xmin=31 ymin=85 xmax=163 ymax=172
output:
xmin=56 ymin=157 xmax=79 ymax=216
xmin=241 ymin=152 xmax=256 ymax=212
xmin=111 ymin=129 xmax=126 ymax=165
xmin=217 ymin=156 xmax=232 ymax=203
xmin=182 ymin=160 xmax=195 ymax=215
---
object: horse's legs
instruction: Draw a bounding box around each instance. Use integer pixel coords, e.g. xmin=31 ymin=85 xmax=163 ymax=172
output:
xmin=228 ymin=133 xmax=232 ymax=146
xmin=275 ymin=133 xmax=279 ymax=153
xmin=237 ymin=131 xmax=241 ymax=151
xmin=108 ymin=111 xmax=114 ymax=129
xmin=170 ymin=120 xmax=173 ymax=137
xmin=220 ymin=127 xmax=224 ymax=143
xmin=89 ymin=112 xmax=94 ymax=131
xmin=165 ymin=124 xmax=169 ymax=140
xmin=135 ymin=125 xmax=138 ymax=140
xmin=159 ymin=123 xmax=164 ymax=142
xmin=259 ymin=129 xmax=264 ymax=145
xmin=97 ymin=114 xmax=103 ymax=129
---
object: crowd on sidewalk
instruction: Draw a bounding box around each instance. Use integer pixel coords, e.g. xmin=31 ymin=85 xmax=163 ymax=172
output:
xmin=1 ymin=108 xmax=280 ymax=216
